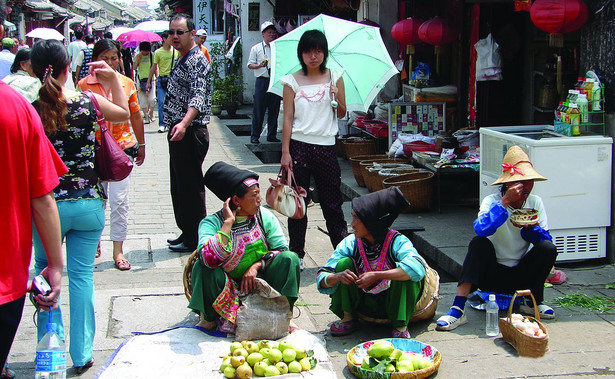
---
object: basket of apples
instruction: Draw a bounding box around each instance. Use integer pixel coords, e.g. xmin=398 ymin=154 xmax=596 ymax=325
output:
xmin=498 ymin=290 xmax=549 ymax=358
xmin=219 ymin=339 xmax=317 ymax=378
xmin=346 ymin=339 xmax=441 ymax=378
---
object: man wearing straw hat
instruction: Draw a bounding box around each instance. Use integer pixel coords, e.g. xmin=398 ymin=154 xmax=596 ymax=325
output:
xmin=436 ymin=145 xmax=558 ymax=331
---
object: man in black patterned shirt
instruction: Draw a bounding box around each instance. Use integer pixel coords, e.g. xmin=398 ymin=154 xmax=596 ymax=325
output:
xmin=164 ymin=13 xmax=212 ymax=252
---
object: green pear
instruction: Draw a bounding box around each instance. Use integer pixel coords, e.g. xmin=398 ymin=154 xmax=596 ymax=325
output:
xmin=233 ymin=348 xmax=249 ymax=358
xmin=288 ymin=360 xmax=302 ymax=373
xmin=257 ymin=340 xmax=270 ymax=349
xmin=299 ymin=357 xmax=311 ymax=371
xmin=245 ymin=341 xmax=260 ymax=354
xmin=278 ymin=340 xmax=294 ymax=352
xmin=264 ymin=365 xmax=280 ymax=377
xmin=235 ymin=363 xmax=253 ymax=379
xmin=219 ymin=357 xmax=232 ymax=372
xmin=415 ymin=355 xmax=431 ymax=370
xmin=385 ymin=363 xmax=396 ymax=372
xmin=223 ymin=366 xmax=236 ymax=378
xmin=268 ymin=348 xmax=283 ymax=364
xmin=230 ymin=355 xmax=245 ymax=368
xmin=282 ymin=348 xmax=296 ymax=363
xmin=230 ymin=341 xmax=243 ymax=354
xmin=396 ymin=359 xmax=415 ymax=372
xmin=275 ymin=361 xmax=289 ymax=374
xmin=367 ymin=340 xmax=395 ymax=360
xmin=259 ymin=347 xmax=270 ymax=360
xmin=390 ymin=348 xmax=403 ymax=360
xmin=293 ymin=344 xmax=307 ymax=360
xmin=246 ymin=352 xmax=263 ymax=367
xmin=253 ymin=361 xmax=268 ymax=376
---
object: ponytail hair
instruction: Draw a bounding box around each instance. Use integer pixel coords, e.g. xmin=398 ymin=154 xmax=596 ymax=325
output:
xmin=31 ymin=39 xmax=69 ymax=135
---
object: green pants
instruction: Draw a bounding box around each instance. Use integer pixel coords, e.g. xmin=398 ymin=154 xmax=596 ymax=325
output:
xmin=188 ymin=250 xmax=301 ymax=322
xmin=329 ymin=257 xmax=422 ymax=328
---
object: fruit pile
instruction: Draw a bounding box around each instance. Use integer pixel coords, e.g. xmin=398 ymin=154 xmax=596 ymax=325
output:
xmin=360 ymin=340 xmax=432 ymax=373
xmin=219 ymin=339 xmax=317 ymax=378
xmin=509 ymin=313 xmax=547 ymax=338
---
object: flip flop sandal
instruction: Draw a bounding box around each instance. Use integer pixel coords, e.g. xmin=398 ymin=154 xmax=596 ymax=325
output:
xmin=435 ymin=306 xmax=468 ymax=331
xmin=115 ymin=259 xmax=131 ymax=271
xmin=330 ymin=320 xmax=361 ymax=336
xmin=392 ymin=328 xmax=411 ymax=338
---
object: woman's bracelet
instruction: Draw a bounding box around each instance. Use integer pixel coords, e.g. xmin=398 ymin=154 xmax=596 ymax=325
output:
xmin=260 ymin=259 xmax=266 ymax=271
xmin=323 ymin=274 xmax=332 ymax=287
xmin=139 ymin=143 xmax=145 ymax=148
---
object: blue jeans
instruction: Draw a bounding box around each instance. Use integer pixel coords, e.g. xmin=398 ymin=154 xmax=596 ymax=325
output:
xmin=251 ymin=76 xmax=281 ymax=141
xmin=33 ymin=198 xmax=104 ymax=367
xmin=157 ymin=77 xmax=167 ymax=127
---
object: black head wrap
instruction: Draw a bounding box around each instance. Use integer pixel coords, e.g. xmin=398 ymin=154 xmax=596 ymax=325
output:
xmin=351 ymin=187 xmax=409 ymax=241
xmin=203 ymin=161 xmax=259 ymax=201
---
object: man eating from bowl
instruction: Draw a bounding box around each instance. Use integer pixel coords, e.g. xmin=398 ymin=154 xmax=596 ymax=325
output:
xmin=436 ymin=145 xmax=558 ymax=331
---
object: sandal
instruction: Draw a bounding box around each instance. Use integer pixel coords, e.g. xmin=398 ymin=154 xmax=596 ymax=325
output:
xmin=392 ymin=328 xmax=411 ymax=338
xmin=1 ymin=363 xmax=15 ymax=379
xmin=330 ymin=319 xmax=361 ymax=336
xmin=74 ymin=358 xmax=94 ymax=375
xmin=435 ymin=306 xmax=468 ymax=331
xmin=546 ymin=269 xmax=568 ymax=285
xmin=95 ymin=242 xmax=101 ymax=258
xmin=114 ymin=259 xmax=131 ymax=271
xmin=519 ymin=302 xmax=555 ymax=319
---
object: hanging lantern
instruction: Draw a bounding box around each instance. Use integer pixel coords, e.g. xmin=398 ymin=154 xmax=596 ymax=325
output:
xmin=391 ymin=18 xmax=422 ymax=78
xmin=418 ymin=17 xmax=457 ymax=75
xmin=530 ymin=0 xmax=588 ymax=47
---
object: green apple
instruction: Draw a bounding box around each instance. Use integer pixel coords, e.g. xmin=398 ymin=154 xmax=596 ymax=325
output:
xmin=278 ymin=340 xmax=293 ymax=352
xmin=264 ymin=365 xmax=280 ymax=377
xmin=230 ymin=341 xmax=243 ymax=354
xmin=299 ymin=357 xmax=311 ymax=371
xmin=245 ymin=341 xmax=260 ymax=354
xmin=275 ymin=361 xmax=289 ymax=374
xmin=233 ymin=348 xmax=249 ymax=358
xmin=253 ymin=361 xmax=268 ymax=376
xmin=223 ymin=366 xmax=236 ymax=378
xmin=246 ymin=352 xmax=263 ymax=366
xmin=235 ymin=363 xmax=253 ymax=379
xmin=288 ymin=360 xmax=302 ymax=373
xmin=230 ymin=355 xmax=246 ymax=368
xmin=396 ymin=359 xmax=415 ymax=372
xmin=282 ymin=348 xmax=296 ymax=363
xmin=259 ymin=347 xmax=270 ymax=360
xmin=219 ymin=357 xmax=232 ymax=372
xmin=268 ymin=348 xmax=283 ymax=364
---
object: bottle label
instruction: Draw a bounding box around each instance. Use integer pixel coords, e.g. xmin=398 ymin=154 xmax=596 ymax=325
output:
xmin=35 ymin=350 xmax=67 ymax=373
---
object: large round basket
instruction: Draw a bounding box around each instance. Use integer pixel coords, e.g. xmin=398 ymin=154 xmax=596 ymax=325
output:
xmin=368 ymin=165 xmax=417 ymax=192
xmin=343 ymin=138 xmax=376 ymax=159
xmin=347 ymin=338 xmax=441 ymax=379
xmin=383 ymin=172 xmax=434 ymax=213
xmin=183 ymin=250 xmax=199 ymax=301
xmin=360 ymin=158 xmax=409 ymax=192
xmin=349 ymin=155 xmax=387 ymax=187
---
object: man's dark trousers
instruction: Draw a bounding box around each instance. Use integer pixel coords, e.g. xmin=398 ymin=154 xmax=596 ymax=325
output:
xmin=251 ymin=76 xmax=281 ymax=142
xmin=168 ymin=125 xmax=209 ymax=249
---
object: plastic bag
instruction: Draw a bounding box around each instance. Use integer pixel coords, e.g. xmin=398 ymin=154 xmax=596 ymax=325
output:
xmin=234 ymin=278 xmax=292 ymax=342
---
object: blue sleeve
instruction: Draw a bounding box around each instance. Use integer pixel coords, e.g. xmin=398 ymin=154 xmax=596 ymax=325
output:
xmin=473 ymin=201 xmax=508 ymax=237
xmin=520 ymin=225 xmax=553 ymax=243
xmin=316 ymin=236 xmax=355 ymax=295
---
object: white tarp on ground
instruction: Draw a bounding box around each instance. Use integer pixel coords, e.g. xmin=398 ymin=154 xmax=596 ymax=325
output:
xmin=95 ymin=327 xmax=337 ymax=378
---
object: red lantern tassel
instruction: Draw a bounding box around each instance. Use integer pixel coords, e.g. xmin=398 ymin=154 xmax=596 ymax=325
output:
xmin=549 ymin=33 xmax=564 ymax=47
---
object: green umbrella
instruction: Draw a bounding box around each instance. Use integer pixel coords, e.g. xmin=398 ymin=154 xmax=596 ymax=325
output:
xmin=268 ymin=14 xmax=398 ymax=112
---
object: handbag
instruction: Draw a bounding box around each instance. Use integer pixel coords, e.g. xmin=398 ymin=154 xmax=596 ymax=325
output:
xmin=266 ymin=167 xmax=307 ymax=219
xmin=83 ymin=91 xmax=133 ymax=182
xmin=159 ymin=76 xmax=169 ymax=91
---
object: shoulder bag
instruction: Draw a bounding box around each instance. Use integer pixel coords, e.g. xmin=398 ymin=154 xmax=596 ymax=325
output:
xmin=266 ymin=167 xmax=307 ymax=219
xmin=83 ymin=91 xmax=133 ymax=182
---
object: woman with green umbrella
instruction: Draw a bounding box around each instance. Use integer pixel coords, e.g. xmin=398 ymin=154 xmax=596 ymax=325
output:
xmin=280 ymin=29 xmax=348 ymax=267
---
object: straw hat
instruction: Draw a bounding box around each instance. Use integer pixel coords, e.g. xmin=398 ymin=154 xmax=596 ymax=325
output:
xmin=491 ymin=145 xmax=547 ymax=185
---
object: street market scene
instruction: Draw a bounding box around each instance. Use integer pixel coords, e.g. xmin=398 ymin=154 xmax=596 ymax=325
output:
xmin=1 ymin=0 xmax=615 ymax=378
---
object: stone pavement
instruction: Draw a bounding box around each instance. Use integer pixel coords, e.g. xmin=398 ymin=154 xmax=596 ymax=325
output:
xmin=8 ymin=107 xmax=615 ymax=378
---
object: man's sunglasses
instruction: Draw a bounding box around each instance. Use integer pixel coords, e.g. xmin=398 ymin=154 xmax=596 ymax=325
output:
xmin=168 ymin=29 xmax=190 ymax=35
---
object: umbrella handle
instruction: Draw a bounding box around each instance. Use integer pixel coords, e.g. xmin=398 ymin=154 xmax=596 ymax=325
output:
xmin=331 ymin=92 xmax=338 ymax=109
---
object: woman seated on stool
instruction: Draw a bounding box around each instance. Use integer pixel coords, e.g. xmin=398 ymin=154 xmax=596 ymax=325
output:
xmin=436 ymin=145 xmax=558 ymax=331
xmin=317 ymin=187 xmax=427 ymax=338
xmin=188 ymin=162 xmax=301 ymax=333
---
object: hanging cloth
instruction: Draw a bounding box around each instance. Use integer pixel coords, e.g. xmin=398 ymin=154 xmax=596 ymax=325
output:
xmin=468 ymin=4 xmax=480 ymax=126
xmin=475 ymin=33 xmax=503 ymax=81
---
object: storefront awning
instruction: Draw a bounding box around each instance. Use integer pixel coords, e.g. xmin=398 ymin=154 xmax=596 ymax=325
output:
xmin=24 ymin=0 xmax=72 ymax=17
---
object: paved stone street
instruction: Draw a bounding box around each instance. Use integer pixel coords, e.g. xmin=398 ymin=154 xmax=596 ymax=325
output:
xmin=8 ymin=108 xmax=615 ymax=378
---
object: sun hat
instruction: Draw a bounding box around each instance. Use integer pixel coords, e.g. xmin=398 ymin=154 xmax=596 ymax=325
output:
xmin=195 ymin=29 xmax=207 ymax=36
xmin=491 ymin=145 xmax=547 ymax=185
xmin=204 ymin=161 xmax=259 ymax=202
xmin=260 ymin=21 xmax=276 ymax=33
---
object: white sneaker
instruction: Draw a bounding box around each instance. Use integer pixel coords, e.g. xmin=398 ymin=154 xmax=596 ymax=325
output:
xmin=299 ymin=258 xmax=304 ymax=271
xmin=158 ymin=126 xmax=166 ymax=133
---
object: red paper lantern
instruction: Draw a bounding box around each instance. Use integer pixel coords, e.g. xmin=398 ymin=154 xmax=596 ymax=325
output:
xmin=418 ymin=17 xmax=457 ymax=47
xmin=391 ymin=17 xmax=422 ymax=48
xmin=530 ymin=0 xmax=588 ymax=46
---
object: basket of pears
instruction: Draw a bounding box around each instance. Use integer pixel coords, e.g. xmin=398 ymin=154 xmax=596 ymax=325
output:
xmin=346 ymin=339 xmax=441 ymax=379
xmin=219 ymin=339 xmax=317 ymax=378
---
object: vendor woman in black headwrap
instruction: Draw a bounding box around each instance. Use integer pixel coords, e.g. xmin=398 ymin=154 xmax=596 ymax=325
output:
xmin=188 ymin=162 xmax=301 ymax=334
xmin=317 ymin=187 xmax=427 ymax=338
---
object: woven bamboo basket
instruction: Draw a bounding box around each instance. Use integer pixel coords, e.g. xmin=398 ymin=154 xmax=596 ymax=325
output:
xmin=363 ymin=163 xmax=415 ymax=192
xmin=383 ymin=171 xmax=434 ymax=212
xmin=499 ymin=290 xmax=549 ymax=358
xmin=342 ymin=138 xmax=376 ymax=160
xmin=335 ymin=136 xmax=347 ymax=158
xmin=183 ymin=250 xmax=199 ymax=301
xmin=360 ymin=158 xmax=409 ymax=192
xmin=349 ymin=154 xmax=387 ymax=187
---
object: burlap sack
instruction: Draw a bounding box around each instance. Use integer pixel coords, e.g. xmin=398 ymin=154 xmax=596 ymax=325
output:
xmin=234 ymin=278 xmax=291 ymax=342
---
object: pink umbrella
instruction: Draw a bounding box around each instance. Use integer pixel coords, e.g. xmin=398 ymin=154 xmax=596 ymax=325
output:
xmin=116 ymin=30 xmax=162 ymax=48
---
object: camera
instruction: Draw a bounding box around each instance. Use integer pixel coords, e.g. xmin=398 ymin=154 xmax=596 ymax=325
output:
xmin=32 ymin=275 xmax=51 ymax=296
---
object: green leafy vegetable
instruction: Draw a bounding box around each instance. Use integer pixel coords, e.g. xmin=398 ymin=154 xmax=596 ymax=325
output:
xmin=553 ymin=293 xmax=615 ymax=313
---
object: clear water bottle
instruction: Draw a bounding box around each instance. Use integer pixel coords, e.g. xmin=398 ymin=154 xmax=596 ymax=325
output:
xmin=486 ymin=294 xmax=500 ymax=336
xmin=35 ymin=321 xmax=66 ymax=379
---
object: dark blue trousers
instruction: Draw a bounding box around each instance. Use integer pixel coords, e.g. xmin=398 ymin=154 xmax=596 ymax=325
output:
xmin=251 ymin=76 xmax=281 ymax=142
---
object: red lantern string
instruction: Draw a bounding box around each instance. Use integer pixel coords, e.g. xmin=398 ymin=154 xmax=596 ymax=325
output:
xmin=391 ymin=18 xmax=422 ymax=79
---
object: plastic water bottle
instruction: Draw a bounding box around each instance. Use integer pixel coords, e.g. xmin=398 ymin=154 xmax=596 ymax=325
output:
xmin=35 ymin=309 xmax=66 ymax=379
xmin=486 ymin=294 xmax=500 ymax=336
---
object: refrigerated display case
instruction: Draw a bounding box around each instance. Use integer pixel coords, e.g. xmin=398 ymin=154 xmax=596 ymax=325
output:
xmin=480 ymin=125 xmax=612 ymax=261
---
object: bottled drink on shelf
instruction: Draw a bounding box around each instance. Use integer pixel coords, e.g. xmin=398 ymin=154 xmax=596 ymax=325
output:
xmin=554 ymin=101 xmax=564 ymax=121
xmin=577 ymin=94 xmax=589 ymax=123
xmin=592 ymin=83 xmax=602 ymax=111
xmin=569 ymin=103 xmax=581 ymax=136
xmin=35 ymin=322 xmax=66 ymax=379
xmin=574 ymin=76 xmax=585 ymax=91
xmin=486 ymin=294 xmax=500 ymax=336
xmin=583 ymin=78 xmax=594 ymax=101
